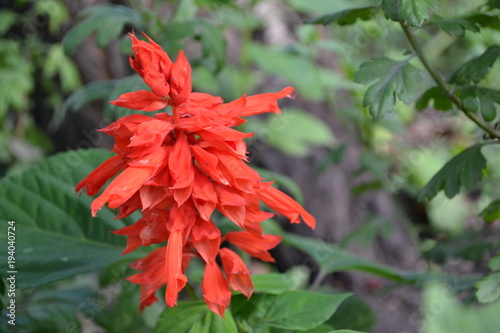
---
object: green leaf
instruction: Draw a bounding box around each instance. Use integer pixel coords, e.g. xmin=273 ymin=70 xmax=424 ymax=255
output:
xmin=327 ymin=296 xmax=376 ymax=332
xmin=283 ymin=233 xmax=408 ymax=283
xmin=0 ymin=149 xmax=140 ymax=289
xmin=480 ymin=200 xmax=500 ymax=222
xmin=475 ymin=273 xmax=500 ymax=303
xmin=429 ymin=14 xmax=481 ymax=36
xmin=354 ymin=57 xmax=424 ymax=117
xmin=251 ymin=273 xmax=296 ymax=295
xmin=305 ymin=6 xmax=379 ymax=26
xmin=488 ymin=0 xmax=500 ymax=9
xmin=154 ymin=301 xmax=238 ymax=333
xmin=418 ymin=144 xmax=487 ymax=201
xmin=21 ymin=287 xmax=91 ymax=332
xmin=235 ymin=291 xmax=350 ymax=331
xmin=382 ymin=0 xmax=439 ymax=27
xmin=458 ymin=86 xmax=500 ymax=122
xmin=449 ymin=46 xmax=500 ymax=85
xmin=488 ymin=253 xmax=500 ymax=271
xmin=416 ymin=86 xmax=453 ymax=111
xmin=63 ymin=5 xmax=141 ymax=54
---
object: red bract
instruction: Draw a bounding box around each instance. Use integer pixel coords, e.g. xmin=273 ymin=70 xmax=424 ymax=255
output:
xmin=76 ymin=33 xmax=315 ymax=315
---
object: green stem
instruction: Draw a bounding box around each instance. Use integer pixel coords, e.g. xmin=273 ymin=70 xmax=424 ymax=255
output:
xmin=400 ymin=23 xmax=500 ymax=141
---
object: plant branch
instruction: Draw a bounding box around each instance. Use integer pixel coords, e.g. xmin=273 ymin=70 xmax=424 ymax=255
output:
xmin=400 ymin=24 xmax=500 ymax=141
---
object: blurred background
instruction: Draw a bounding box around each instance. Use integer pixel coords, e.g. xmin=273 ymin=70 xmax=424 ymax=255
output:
xmin=1 ymin=0 xmax=499 ymax=332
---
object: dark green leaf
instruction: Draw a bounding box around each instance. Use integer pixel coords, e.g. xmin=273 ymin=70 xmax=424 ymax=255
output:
xmin=306 ymin=6 xmax=379 ymax=26
xmin=327 ymin=296 xmax=376 ymax=332
xmin=488 ymin=0 xmax=500 ymax=9
xmin=418 ymin=144 xmax=487 ymax=201
xmin=430 ymin=14 xmax=480 ymax=36
xmin=449 ymin=46 xmax=500 ymax=85
xmin=235 ymin=291 xmax=350 ymax=331
xmin=480 ymin=200 xmax=500 ymax=222
xmin=354 ymin=57 xmax=424 ymax=117
xmin=458 ymin=86 xmax=500 ymax=122
xmin=416 ymin=86 xmax=453 ymax=111
xmin=382 ymin=0 xmax=439 ymax=27
xmin=63 ymin=5 xmax=141 ymax=55
xmin=476 ymin=273 xmax=500 ymax=303
xmin=467 ymin=13 xmax=500 ymax=30
xmin=0 ymin=149 xmax=140 ymax=289
xmin=22 ymin=287 xmax=91 ymax=332
xmin=283 ymin=233 xmax=408 ymax=283
xmin=154 ymin=301 xmax=238 ymax=333
xmin=265 ymin=291 xmax=350 ymax=331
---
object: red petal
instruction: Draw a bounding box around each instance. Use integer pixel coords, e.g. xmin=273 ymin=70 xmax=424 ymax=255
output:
xmin=169 ymin=132 xmax=194 ymax=189
xmin=202 ymin=263 xmax=231 ymax=317
xmin=224 ymin=231 xmax=282 ymax=262
xmin=239 ymin=87 xmax=294 ymax=117
xmin=258 ymin=184 xmax=316 ymax=229
xmin=91 ymin=166 xmax=154 ymax=216
xmin=75 ymin=155 xmax=125 ymax=195
xmin=191 ymin=218 xmax=221 ymax=264
xmin=110 ymin=90 xmax=168 ymax=111
xmin=219 ymin=248 xmax=253 ymax=298
xmin=170 ymin=50 xmax=192 ymax=106
xmin=165 ymin=230 xmax=187 ymax=307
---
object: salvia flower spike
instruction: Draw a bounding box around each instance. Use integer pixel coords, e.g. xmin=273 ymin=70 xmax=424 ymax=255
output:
xmin=76 ymin=32 xmax=315 ymax=316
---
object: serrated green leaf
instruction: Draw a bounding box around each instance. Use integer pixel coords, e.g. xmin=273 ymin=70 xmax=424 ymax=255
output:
xmin=416 ymin=86 xmax=453 ymax=111
xmin=458 ymin=86 xmax=500 ymax=122
xmin=476 ymin=273 xmax=500 ymax=303
xmin=382 ymin=0 xmax=439 ymax=27
xmin=63 ymin=5 xmax=141 ymax=55
xmin=154 ymin=301 xmax=238 ymax=333
xmin=418 ymin=144 xmax=487 ymax=201
xmin=239 ymin=291 xmax=350 ymax=331
xmin=430 ymin=14 xmax=480 ymax=36
xmin=480 ymin=200 xmax=500 ymax=222
xmin=449 ymin=46 xmax=500 ymax=85
xmin=306 ymin=6 xmax=379 ymax=26
xmin=266 ymin=291 xmax=350 ymax=330
xmin=0 ymin=149 xmax=140 ymax=289
xmin=283 ymin=233 xmax=408 ymax=283
xmin=354 ymin=57 xmax=424 ymax=117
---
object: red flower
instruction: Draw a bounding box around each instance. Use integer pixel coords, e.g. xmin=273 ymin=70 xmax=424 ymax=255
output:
xmin=76 ymin=33 xmax=315 ymax=315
